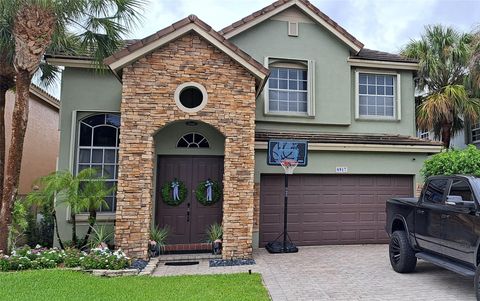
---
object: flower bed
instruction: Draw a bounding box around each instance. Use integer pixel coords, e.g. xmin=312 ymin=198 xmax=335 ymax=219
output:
xmin=0 ymin=245 xmax=131 ymax=272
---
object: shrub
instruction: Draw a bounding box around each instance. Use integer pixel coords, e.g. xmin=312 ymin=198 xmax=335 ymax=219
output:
xmin=64 ymin=248 xmax=84 ymax=268
xmin=421 ymin=145 xmax=480 ymax=178
xmin=0 ymin=258 xmax=9 ymax=272
xmin=81 ymin=249 xmax=130 ymax=270
xmin=1 ymin=247 xmax=129 ymax=272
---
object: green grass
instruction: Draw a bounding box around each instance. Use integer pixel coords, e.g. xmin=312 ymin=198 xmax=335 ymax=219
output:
xmin=0 ymin=270 xmax=270 ymax=301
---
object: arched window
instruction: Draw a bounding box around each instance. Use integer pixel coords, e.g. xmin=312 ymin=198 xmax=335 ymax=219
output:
xmin=177 ymin=132 xmax=209 ymax=148
xmin=77 ymin=113 xmax=120 ymax=212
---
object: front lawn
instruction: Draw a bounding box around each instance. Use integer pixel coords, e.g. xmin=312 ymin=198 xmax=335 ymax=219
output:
xmin=0 ymin=270 xmax=270 ymax=301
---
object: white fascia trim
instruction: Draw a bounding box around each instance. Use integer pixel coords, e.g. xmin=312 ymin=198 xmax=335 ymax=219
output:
xmin=224 ymin=1 xmax=362 ymax=53
xmin=347 ymin=58 xmax=419 ymax=70
xmin=30 ymin=87 xmax=60 ymax=109
xmin=109 ymin=23 xmax=267 ymax=81
xmin=46 ymin=58 xmax=100 ymax=69
xmin=254 ymin=141 xmax=442 ymax=153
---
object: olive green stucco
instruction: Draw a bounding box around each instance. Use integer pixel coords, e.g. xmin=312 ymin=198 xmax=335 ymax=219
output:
xmin=229 ymin=18 xmax=416 ymax=135
xmin=56 ymin=68 xmax=122 ymax=242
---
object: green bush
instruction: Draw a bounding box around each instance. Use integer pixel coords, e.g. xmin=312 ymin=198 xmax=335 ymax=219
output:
xmin=0 ymin=258 xmax=9 ymax=272
xmin=1 ymin=247 xmax=129 ymax=272
xmin=80 ymin=249 xmax=130 ymax=270
xmin=64 ymin=248 xmax=83 ymax=268
xmin=422 ymin=145 xmax=480 ymax=178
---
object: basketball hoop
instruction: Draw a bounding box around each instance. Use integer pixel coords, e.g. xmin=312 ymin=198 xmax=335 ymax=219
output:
xmin=280 ymin=159 xmax=298 ymax=175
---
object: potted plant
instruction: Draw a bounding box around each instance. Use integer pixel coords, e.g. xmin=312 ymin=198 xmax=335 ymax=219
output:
xmin=149 ymin=226 xmax=169 ymax=257
xmin=206 ymin=223 xmax=223 ymax=255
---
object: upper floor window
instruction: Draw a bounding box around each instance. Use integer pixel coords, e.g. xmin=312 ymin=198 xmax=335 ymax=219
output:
xmin=356 ymin=72 xmax=399 ymax=119
xmin=472 ymin=123 xmax=480 ymax=143
xmin=177 ymin=132 xmax=209 ymax=148
xmin=265 ymin=58 xmax=314 ymax=116
xmin=77 ymin=113 xmax=120 ymax=212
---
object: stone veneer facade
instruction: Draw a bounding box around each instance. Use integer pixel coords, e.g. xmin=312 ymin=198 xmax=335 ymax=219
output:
xmin=114 ymin=32 xmax=257 ymax=259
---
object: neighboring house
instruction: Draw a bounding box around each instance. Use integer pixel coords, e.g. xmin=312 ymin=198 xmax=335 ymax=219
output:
xmin=46 ymin=0 xmax=442 ymax=259
xmin=5 ymin=85 xmax=60 ymax=196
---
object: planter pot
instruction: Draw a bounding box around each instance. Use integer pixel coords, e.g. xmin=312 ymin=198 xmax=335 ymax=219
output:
xmin=212 ymin=240 xmax=222 ymax=255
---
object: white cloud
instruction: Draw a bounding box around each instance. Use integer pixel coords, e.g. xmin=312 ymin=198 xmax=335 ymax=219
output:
xmin=128 ymin=0 xmax=479 ymax=53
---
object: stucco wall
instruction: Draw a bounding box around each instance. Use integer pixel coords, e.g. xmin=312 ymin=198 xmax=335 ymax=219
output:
xmin=5 ymin=90 xmax=59 ymax=195
xmin=229 ymin=15 xmax=417 ymax=136
xmin=55 ymin=68 xmax=121 ymax=243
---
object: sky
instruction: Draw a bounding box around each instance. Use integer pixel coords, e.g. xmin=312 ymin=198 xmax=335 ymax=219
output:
xmin=127 ymin=0 xmax=480 ymax=53
xmin=43 ymin=0 xmax=480 ymax=97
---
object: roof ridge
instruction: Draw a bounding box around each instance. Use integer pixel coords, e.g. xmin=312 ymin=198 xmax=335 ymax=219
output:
xmin=219 ymin=0 xmax=363 ymax=50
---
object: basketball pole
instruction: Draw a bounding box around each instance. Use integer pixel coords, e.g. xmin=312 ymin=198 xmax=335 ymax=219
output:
xmin=283 ymin=173 xmax=288 ymax=251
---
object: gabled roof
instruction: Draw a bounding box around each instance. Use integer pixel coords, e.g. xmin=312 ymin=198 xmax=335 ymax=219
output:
xmin=219 ymin=0 xmax=364 ymax=53
xmin=104 ymin=15 xmax=269 ymax=91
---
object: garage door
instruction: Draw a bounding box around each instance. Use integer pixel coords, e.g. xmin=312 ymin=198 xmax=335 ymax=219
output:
xmin=259 ymin=174 xmax=413 ymax=246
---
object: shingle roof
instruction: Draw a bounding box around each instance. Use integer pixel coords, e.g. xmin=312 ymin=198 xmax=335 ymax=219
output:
xmin=255 ymin=130 xmax=442 ymax=147
xmin=351 ymin=48 xmax=418 ymax=63
xmin=219 ymin=0 xmax=364 ymax=50
xmin=103 ymin=15 xmax=270 ymax=77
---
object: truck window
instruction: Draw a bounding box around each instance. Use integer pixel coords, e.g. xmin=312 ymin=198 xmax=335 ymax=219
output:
xmin=423 ymin=179 xmax=448 ymax=204
xmin=448 ymin=179 xmax=474 ymax=202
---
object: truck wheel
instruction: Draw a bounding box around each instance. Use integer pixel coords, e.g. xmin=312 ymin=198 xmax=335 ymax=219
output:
xmin=474 ymin=265 xmax=480 ymax=300
xmin=389 ymin=230 xmax=417 ymax=273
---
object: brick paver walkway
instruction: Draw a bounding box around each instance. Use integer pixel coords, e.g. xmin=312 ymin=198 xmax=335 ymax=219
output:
xmin=152 ymin=245 xmax=475 ymax=300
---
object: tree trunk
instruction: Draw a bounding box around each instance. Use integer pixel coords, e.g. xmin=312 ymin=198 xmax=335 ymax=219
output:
xmin=441 ymin=123 xmax=452 ymax=148
xmin=71 ymin=212 xmax=77 ymax=246
xmin=0 ymin=70 xmax=31 ymax=254
xmin=0 ymin=86 xmax=7 ymax=208
xmin=83 ymin=209 xmax=97 ymax=246
xmin=52 ymin=209 xmax=64 ymax=249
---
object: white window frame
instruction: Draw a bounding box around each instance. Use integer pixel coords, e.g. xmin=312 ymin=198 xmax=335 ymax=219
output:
xmin=76 ymin=113 xmax=120 ymax=213
xmin=355 ymin=70 xmax=401 ymax=121
xmin=264 ymin=56 xmax=315 ymax=117
xmin=472 ymin=123 xmax=480 ymax=143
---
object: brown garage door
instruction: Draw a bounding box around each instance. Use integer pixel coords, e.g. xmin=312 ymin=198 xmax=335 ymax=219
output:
xmin=259 ymin=174 xmax=413 ymax=246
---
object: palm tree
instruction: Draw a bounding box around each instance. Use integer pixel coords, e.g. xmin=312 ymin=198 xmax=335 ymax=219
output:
xmin=402 ymin=25 xmax=480 ymax=148
xmin=79 ymin=172 xmax=115 ymax=247
xmin=0 ymin=0 xmax=145 ymax=253
xmin=26 ymin=168 xmax=113 ymax=248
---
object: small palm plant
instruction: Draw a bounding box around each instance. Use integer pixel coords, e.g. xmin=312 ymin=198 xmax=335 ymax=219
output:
xmin=149 ymin=226 xmax=169 ymax=256
xmin=26 ymin=168 xmax=112 ymax=248
xmin=78 ymin=169 xmax=116 ymax=247
xmin=206 ymin=223 xmax=223 ymax=255
xmin=88 ymin=225 xmax=113 ymax=250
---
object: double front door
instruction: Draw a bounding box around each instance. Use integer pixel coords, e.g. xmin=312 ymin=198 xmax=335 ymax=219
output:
xmin=156 ymin=155 xmax=223 ymax=244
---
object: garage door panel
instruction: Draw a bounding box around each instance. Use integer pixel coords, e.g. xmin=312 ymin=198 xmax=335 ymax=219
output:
xmin=260 ymin=174 xmax=413 ymax=246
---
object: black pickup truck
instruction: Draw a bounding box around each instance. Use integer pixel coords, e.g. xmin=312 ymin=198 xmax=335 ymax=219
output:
xmin=386 ymin=175 xmax=480 ymax=298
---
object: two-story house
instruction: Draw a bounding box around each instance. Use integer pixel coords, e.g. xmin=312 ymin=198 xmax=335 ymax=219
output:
xmin=46 ymin=0 xmax=442 ymax=259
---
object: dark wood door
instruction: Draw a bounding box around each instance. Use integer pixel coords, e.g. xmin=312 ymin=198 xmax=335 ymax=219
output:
xmin=156 ymin=156 xmax=223 ymax=244
xmin=260 ymin=174 xmax=413 ymax=247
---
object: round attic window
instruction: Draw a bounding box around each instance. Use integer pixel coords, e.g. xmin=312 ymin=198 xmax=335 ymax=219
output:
xmin=174 ymin=82 xmax=208 ymax=113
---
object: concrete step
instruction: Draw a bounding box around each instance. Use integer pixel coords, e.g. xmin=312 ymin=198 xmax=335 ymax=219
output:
xmin=159 ymin=253 xmax=221 ymax=262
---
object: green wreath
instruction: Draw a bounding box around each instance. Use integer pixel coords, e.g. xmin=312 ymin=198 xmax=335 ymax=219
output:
xmin=195 ymin=179 xmax=222 ymax=206
xmin=161 ymin=179 xmax=187 ymax=206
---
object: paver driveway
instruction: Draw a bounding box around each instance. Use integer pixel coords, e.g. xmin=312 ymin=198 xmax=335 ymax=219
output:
xmin=153 ymin=245 xmax=475 ymax=300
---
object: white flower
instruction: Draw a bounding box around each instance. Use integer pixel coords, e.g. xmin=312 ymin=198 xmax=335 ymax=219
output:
xmin=35 ymin=244 xmax=42 ymax=249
